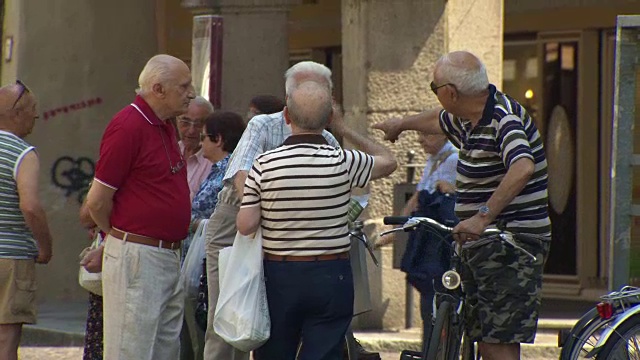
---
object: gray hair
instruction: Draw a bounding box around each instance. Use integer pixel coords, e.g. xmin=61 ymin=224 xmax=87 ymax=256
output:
xmin=436 ymin=51 xmax=489 ymax=96
xmin=190 ymin=95 xmax=214 ymax=113
xmin=284 ymin=61 xmax=333 ymax=96
xmin=136 ymin=54 xmax=181 ymax=95
xmin=286 ymin=81 xmax=333 ymax=131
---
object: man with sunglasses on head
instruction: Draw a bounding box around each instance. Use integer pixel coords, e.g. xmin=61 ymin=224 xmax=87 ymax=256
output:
xmin=86 ymin=54 xmax=195 ymax=360
xmin=177 ymin=96 xmax=214 ymax=202
xmin=373 ymin=51 xmax=551 ymax=360
xmin=0 ymin=81 xmax=53 ymax=360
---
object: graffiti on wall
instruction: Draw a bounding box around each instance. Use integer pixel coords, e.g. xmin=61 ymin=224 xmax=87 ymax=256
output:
xmin=51 ymin=156 xmax=95 ymax=204
xmin=43 ymin=97 xmax=103 ymax=121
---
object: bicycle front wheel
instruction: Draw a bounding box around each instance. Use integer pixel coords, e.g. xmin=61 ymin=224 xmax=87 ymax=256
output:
xmin=426 ymin=301 xmax=462 ymax=360
xmin=596 ymin=313 xmax=640 ymax=359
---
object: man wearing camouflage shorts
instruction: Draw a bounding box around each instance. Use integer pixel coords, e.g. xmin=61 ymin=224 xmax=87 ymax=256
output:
xmin=373 ymin=50 xmax=551 ymax=360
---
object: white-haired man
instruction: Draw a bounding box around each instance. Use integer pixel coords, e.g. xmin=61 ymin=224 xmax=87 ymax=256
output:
xmin=374 ymin=51 xmax=551 ymax=360
xmin=86 ymin=54 xmax=195 ymax=359
xmin=177 ymin=96 xmax=214 ymax=201
xmin=204 ymin=61 xmax=340 ymax=360
xmin=237 ymin=80 xmax=396 ymax=360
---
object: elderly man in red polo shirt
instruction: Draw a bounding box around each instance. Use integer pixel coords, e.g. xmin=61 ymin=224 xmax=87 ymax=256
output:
xmin=86 ymin=54 xmax=195 ymax=360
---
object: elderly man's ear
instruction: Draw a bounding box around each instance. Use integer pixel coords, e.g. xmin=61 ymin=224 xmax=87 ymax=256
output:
xmin=283 ymin=106 xmax=291 ymax=125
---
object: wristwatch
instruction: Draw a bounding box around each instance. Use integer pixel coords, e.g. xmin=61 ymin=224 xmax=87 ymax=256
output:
xmin=478 ymin=205 xmax=490 ymax=218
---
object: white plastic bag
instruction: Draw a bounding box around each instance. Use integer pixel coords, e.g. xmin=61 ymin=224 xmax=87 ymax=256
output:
xmin=78 ymin=232 xmax=103 ymax=295
xmin=181 ymin=219 xmax=208 ymax=299
xmin=213 ymin=229 xmax=270 ymax=352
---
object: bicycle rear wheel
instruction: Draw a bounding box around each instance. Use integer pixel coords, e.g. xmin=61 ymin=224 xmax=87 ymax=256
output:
xmin=560 ymin=307 xmax=610 ymax=359
xmin=426 ymin=301 xmax=463 ymax=360
xmin=596 ymin=313 xmax=640 ymax=359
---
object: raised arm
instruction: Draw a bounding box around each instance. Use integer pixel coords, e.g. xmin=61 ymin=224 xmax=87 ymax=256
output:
xmin=16 ymin=151 xmax=53 ymax=264
xmin=330 ymin=109 xmax=397 ymax=180
xmin=372 ymin=108 xmax=444 ymax=142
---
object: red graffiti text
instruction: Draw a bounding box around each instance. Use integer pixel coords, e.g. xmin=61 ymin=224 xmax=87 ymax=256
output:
xmin=43 ymin=97 xmax=103 ymax=121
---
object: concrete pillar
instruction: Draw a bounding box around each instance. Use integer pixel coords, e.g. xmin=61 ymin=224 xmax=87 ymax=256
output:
xmin=1 ymin=0 xmax=157 ymax=302
xmin=182 ymin=0 xmax=300 ymax=115
xmin=342 ymin=0 xmax=503 ymax=330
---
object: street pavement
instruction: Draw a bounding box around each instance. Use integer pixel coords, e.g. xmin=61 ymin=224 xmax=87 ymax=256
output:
xmin=18 ymin=348 xmax=560 ymax=360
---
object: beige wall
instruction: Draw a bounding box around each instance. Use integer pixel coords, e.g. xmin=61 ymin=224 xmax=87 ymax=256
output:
xmin=342 ymin=0 xmax=503 ymax=329
xmin=2 ymin=0 xmax=157 ymax=302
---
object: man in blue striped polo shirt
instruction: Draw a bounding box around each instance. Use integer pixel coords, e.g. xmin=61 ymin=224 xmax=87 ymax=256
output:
xmin=374 ymin=51 xmax=551 ymax=360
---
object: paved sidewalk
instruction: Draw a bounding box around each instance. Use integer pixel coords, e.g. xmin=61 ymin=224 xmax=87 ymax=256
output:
xmin=20 ymin=297 xmax=592 ymax=358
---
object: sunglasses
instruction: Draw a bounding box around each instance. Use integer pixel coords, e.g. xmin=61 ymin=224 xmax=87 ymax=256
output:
xmin=12 ymin=80 xmax=30 ymax=109
xmin=430 ymin=81 xmax=454 ymax=95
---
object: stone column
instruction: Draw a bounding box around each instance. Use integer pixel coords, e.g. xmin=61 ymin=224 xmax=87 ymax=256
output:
xmin=182 ymin=0 xmax=300 ymax=115
xmin=342 ymin=0 xmax=503 ymax=330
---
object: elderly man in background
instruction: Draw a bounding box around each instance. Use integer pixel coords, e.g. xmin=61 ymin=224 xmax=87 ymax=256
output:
xmin=0 ymin=81 xmax=53 ymax=360
xmin=86 ymin=54 xmax=195 ymax=360
xmin=177 ymin=96 xmax=214 ymax=201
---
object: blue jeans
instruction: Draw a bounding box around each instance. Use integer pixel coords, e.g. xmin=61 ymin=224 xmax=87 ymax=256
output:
xmin=254 ymin=258 xmax=354 ymax=360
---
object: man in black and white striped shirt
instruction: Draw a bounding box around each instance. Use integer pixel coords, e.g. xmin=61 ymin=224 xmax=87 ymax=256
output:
xmin=237 ymin=81 xmax=396 ymax=360
xmin=373 ymin=51 xmax=550 ymax=360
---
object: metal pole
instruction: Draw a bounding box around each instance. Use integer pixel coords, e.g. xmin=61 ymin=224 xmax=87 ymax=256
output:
xmin=609 ymin=15 xmax=639 ymax=291
xmin=405 ymin=283 xmax=413 ymax=329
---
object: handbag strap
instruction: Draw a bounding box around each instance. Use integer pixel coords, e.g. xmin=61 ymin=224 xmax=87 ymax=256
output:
xmin=428 ymin=149 xmax=455 ymax=177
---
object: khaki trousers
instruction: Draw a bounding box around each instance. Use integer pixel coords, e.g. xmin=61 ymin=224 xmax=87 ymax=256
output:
xmin=102 ymin=235 xmax=184 ymax=360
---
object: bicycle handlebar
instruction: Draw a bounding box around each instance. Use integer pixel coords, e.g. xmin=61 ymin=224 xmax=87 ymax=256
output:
xmin=380 ymin=216 xmax=537 ymax=261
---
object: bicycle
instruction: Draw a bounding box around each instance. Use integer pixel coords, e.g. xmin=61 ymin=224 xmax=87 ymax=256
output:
xmin=380 ymin=215 xmax=539 ymax=360
xmin=558 ymin=286 xmax=640 ymax=359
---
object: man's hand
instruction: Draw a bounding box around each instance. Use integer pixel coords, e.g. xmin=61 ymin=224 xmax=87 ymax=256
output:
xmin=372 ymin=117 xmax=404 ymax=143
xmin=80 ymin=245 xmax=104 ymax=273
xmin=35 ymin=246 xmax=52 ymax=264
xmin=436 ymin=181 xmax=456 ymax=194
xmin=452 ymin=214 xmax=491 ymax=244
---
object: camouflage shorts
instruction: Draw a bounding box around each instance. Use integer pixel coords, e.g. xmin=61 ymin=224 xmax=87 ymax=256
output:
xmin=460 ymin=234 xmax=551 ymax=344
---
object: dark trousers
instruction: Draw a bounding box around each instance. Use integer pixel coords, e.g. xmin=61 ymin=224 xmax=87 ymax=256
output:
xmin=419 ymin=292 xmax=434 ymax=354
xmin=254 ymin=258 xmax=354 ymax=360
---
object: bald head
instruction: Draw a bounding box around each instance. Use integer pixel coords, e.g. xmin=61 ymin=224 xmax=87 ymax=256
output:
xmin=0 ymin=82 xmax=33 ymax=113
xmin=137 ymin=54 xmax=190 ymax=95
xmin=435 ymin=51 xmax=489 ymax=96
xmin=286 ymin=81 xmax=333 ymax=131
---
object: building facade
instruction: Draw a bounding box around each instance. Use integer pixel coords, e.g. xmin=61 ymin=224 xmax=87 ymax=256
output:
xmin=1 ymin=0 xmax=638 ymax=329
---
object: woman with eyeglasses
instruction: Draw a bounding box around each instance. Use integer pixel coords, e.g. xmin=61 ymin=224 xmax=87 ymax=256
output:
xmin=182 ymin=111 xmax=245 ymax=360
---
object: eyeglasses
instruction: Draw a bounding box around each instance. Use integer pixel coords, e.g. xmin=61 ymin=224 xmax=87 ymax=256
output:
xmin=430 ymin=81 xmax=455 ymax=95
xmin=178 ymin=118 xmax=204 ymax=129
xmin=12 ymin=80 xmax=30 ymax=109
xmin=157 ymin=128 xmax=186 ymax=175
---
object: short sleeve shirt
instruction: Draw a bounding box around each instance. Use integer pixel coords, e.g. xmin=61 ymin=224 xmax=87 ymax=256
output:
xmin=439 ymin=85 xmax=551 ymax=236
xmin=223 ymin=111 xmax=340 ymax=183
xmin=241 ymin=134 xmax=374 ymax=256
xmin=94 ymin=96 xmax=191 ymax=241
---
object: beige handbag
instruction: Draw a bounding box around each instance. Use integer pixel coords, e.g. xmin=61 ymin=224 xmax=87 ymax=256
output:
xmin=78 ymin=232 xmax=103 ymax=295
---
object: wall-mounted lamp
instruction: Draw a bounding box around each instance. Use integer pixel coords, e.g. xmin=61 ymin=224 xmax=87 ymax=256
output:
xmin=525 ymin=89 xmax=534 ymax=100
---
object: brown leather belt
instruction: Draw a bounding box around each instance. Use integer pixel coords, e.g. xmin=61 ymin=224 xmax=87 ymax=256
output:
xmin=109 ymin=229 xmax=181 ymax=250
xmin=264 ymin=251 xmax=349 ymax=262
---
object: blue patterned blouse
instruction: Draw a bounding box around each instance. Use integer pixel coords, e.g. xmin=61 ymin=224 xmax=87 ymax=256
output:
xmin=191 ymin=154 xmax=231 ymax=222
